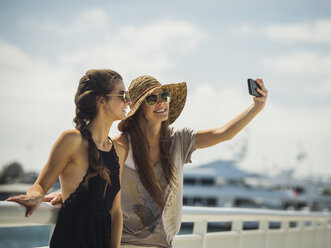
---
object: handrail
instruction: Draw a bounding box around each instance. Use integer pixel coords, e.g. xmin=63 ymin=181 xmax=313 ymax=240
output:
xmin=181 ymin=206 xmax=331 ymax=220
xmin=0 ymin=201 xmax=60 ymax=227
xmin=2 ymin=201 xmax=329 ymax=227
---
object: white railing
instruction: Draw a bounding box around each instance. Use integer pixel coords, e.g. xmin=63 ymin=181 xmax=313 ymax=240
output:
xmin=0 ymin=201 xmax=331 ymax=248
xmin=0 ymin=201 xmax=59 ymax=227
xmin=173 ymin=206 xmax=331 ymax=248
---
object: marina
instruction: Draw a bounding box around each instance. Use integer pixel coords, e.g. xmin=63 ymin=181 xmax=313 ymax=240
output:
xmin=183 ymin=159 xmax=331 ymax=211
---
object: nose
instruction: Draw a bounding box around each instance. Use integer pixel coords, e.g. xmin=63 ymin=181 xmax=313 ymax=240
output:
xmin=155 ymin=96 xmax=165 ymax=106
xmin=124 ymin=95 xmax=131 ymax=104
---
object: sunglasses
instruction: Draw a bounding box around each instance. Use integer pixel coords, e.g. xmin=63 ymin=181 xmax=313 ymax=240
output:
xmin=106 ymin=91 xmax=130 ymax=103
xmin=145 ymin=91 xmax=171 ymax=106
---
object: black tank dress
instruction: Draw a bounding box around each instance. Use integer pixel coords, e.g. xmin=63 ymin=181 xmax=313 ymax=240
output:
xmin=50 ymin=144 xmax=121 ymax=248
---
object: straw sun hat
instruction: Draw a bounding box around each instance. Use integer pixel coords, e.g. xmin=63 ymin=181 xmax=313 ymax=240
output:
xmin=118 ymin=75 xmax=187 ymax=132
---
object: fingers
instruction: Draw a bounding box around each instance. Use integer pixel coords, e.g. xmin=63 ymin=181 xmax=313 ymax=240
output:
xmin=6 ymin=195 xmax=41 ymax=217
xmin=6 ymin=195 xmax=36 ymax=217
xmin=50 ymin=195 xmax=61 ymax=205
xmin=6 ymin=195 xmax=21 ymax=201
xmin=44 ymin=192 xmax=63 ymax=205
xmin=254 ymin=78 xmax=268 ymax=101
xmin=255 ymin=78 xmax=265 ymax=90
xmin=257 ymin=88 xmax=267 ymax=98
xmin=6 ymin=195 xmax=27 ymax=205
xmin=43 ymin=195 xmax=53 ymax=202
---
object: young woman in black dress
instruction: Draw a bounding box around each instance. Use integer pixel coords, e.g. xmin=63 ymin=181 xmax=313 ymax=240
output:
xmin=7 ymin=69 xmax=130 ymax=248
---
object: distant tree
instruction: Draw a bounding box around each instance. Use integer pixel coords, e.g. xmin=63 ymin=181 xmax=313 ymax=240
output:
xmin=0 ymin=162 xmax=24 ymax=184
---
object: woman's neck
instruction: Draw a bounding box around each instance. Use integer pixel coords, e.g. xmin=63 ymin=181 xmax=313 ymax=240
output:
xmin=139 ymin=118 xmax=161 ymax=147
xmin=88 ymin=114 xmax=114 ymax=149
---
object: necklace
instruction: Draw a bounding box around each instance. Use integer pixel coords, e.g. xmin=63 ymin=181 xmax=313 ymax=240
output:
xmin=148 ymin=145 xmax=160 ymax=166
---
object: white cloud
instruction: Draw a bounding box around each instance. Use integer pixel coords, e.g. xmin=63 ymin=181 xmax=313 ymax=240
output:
xmin=0 ymin=40 xmax=75 ymax=101
xmin=315 ymin=79 xmax=331 ymax=96
xmin=262 ymin=51 xmax=331 ymax=75
xmin=262 ymin=51 xmax=331 ymax=98
xmin=58 ymin=19 xmax=206 ymax=80
xmin=22 ymin=8 xmax=109 ymax=36
xmin=21 ymin=8 xmax=206 ymax=79
xmin=264 ymin=19 xmax=331 ymax=44
xmin=233 ymin=18 xmax=331 ymax=45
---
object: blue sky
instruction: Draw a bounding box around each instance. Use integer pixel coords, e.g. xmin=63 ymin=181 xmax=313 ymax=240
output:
xmin=1 ymin=0 xmax=331 ymax=178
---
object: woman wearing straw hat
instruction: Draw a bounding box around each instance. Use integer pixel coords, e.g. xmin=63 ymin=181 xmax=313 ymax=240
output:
xmin=7 ymin=69 xmax=130 ymax=248
xmin=115 ymin=75 xmax=268 ymax=248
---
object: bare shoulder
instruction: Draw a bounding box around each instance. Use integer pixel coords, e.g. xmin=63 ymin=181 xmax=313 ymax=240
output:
xmin=113 ymin=133 xmax=128 ymax=147
xmin=113 ymin=141 xmax=125 ymax=155
xmin=112 ymin=133 xmax=128 ymax=164
xmin=56 ymin=129 xmax=83 ymax=150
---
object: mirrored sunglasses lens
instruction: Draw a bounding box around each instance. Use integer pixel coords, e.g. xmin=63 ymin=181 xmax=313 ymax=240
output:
xmin=146 ymin=95 xmax=158 ymax=105
xmin=161 ymin=92 xmax=171 ymax=102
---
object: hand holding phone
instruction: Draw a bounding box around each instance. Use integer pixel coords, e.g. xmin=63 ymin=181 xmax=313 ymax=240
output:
xmin=247 ymin=78 xmax=262 ymax=97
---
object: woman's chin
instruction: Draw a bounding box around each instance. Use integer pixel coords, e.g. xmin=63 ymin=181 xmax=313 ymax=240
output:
xmin=155 ymin=116 xmax=169 ymax=122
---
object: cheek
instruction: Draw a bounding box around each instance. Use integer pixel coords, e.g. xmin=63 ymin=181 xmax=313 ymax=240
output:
xmin=141 ymin=105 xmax=154 ymax=118
xmin=141 ymin=103 xmax=150 ymax=114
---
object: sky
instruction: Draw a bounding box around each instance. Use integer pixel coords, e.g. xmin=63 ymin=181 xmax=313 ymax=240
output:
xmin=0 ymin=0 xmax=331 ymax=179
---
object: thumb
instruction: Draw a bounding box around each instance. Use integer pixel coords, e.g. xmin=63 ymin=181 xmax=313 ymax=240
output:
xmin=25 ymin=207 xmax=32 ymax=217
xmin=25 ymin=205 xmax=38 ymax=217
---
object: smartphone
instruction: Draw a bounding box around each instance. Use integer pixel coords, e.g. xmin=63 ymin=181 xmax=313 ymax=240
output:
xmin=247 ymin=78 xmax=262 ymax=97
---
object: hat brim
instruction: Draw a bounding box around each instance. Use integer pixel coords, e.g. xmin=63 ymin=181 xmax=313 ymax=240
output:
xmin=118 ymin=82 xmax=187 ymax=132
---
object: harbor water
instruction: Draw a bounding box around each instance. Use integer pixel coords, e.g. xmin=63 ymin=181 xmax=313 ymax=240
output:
xmin=0 ymin=226 xmax=52 ymax=248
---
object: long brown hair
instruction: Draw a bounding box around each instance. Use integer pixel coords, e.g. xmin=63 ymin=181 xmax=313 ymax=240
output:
xmin=122 ymin=108 xmax=177 ymax=208
xmin=73 ymin=69 xmax=122 ymax=193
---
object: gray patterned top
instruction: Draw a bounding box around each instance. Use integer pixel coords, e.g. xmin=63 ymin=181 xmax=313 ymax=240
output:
xmin=121 ymin=127 xmax=197 ymax=248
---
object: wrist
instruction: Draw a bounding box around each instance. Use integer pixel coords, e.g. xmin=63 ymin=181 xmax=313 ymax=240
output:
xmin=252 ymin=102 xmax=265 ymax=112
xmin=27 ymin=185 xmax=45 ymax=200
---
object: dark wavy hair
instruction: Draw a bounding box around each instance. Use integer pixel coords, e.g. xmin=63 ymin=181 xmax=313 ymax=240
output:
xmin=73 ymin=69 xmax=122 ymax=195
xmin=122 ymin=108 xmax=176 ymax=208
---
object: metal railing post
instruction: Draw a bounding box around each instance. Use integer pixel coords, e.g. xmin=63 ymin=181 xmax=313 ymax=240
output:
xmin=232 ymin=219 xmax=243 ymax=248
xmin=297 ymin=219 xmax=305 ymax=248
xmin=260 ymin=219 xmax=269 ymax=248
xmin=281 ymin=219 xmax=289 ymax=248
xmin=192 ymin=219 xmax=207 ymax=248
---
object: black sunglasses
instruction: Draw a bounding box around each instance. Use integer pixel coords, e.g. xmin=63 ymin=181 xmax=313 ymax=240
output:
xmin=145 ymin=91 xmax=171 ymax=106
xmin=106 ymin=91 xmax=130 ymax=103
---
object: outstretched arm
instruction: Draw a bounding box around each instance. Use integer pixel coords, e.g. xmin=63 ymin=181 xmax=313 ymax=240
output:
xmin=6 ymin=131 xmax=78 ymax=216
xmin=195 ymin=79 xmax=268 ymax=149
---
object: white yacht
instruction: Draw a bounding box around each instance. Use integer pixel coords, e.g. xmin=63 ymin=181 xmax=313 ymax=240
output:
xmin=183 ymin=159 xmax=331 ymax=211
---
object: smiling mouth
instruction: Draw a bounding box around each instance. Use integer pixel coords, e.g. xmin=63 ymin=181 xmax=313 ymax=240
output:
xmin=154 ymin=109 xmax=166 ymax=113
